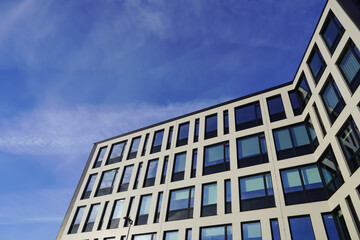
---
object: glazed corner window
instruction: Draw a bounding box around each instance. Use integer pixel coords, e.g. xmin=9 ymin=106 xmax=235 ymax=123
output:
xmin=194 ymin=119 xmax=200 ymax=142
xmin=205 ymin=114 xmax=218 ymax=139
xmin=151 ymin=130 xmax=164 ymax=154
xmin=172 ymin=152 xmax=186 ymax=182
xmin=154 ymin=192 xmax=163 ymax=223
xmin=322 ymin=207 xmax=351 ymax=240
xmin=95 ymin=169 xmax=118 ymax=197
xmin=237 ymin=133 xmax=268 ymax=168
xmin=107 ymin=199 xmax=124 ymax=229
xmin=133 ymin=233 xmax=157 ymax=240
xmin=68 ymin=206 xmax=85 ymax=234
xmin=93 ymin=147 xmax=107 ymax=168
xmin=167 ymin=187 xmax=194 ymax=221
xmin=166 ymin=126 xmax=173 ymax=149
xmin=200 ymin=225 xmax=232 ymax=240
xmin=239 ymin=173 xmax=275 ymax=211
xmin=118 ymin=165 xmax=134 ymax=192
xmin=225 ymin=180 xmax=232 ymax=214
xmin=135 ymin=194 xmax=152 ymax=225
xmin=337 ymin=40 xmax=360 ymax=93
xmin=273 ymin=119 xmax=318 ymax=160
xmin=164 ymin=231 xmax=178 ymax=240
xmin=127 ymin=136 xmax=141 ymax=159
xmin=177 ymin=122 xmax=190 ymax=147
xmin=82 ymin=174 xmax=97 ymax=199
xmin=289 ymin=74 xmax=312 ymax=116
xmin=223 ymin=110 xmax=229 ymax=134
xmin=201 ymin=183 xmax=217 ymax=217
xmin=82 ymin=204 xmax=100 ymax=232
xmin=308 ymin=45 xmax=326 ymax=84
xmin=289 ymin=216 xmax=315 ymax=240
xmin=143 ymin=159 xmax=159 ymax=187
xmin=106 ymin=141 xmax=127 ymax=165
xmin=320 ymin=76 xmax=345 ymax=123
xmin=321 ymin=11 xmax=345 ymax=54
xmin=337 ymin=117 xmax=360 ymax=174
xmin=270 ymin=219 xmax=281 ymax=240
xmin=203 ymin=142 xmax=230 ymax=175
xmin=267 ymin=95 xmax=286 ymax=122
xmin=242 ymin=221 xmax=261 ymax=240
xmin=235 ymin=101 xmax=262 ymax=131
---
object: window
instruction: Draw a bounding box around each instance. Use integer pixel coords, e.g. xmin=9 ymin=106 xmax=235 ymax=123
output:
xmin=289 ymin=216 xmax=315 ymax=240
xmin=337 ymin=40 xmax=360 ymax=93
xmin=337 ymin=117 xmax=360 ymax=173
xmin=167 ymin=127 xmax=173 ymax=149
xmin=203 ymin=142 xmax=230 ymax=175
xmin=133 ymin=162 xmax=143 ymax=189
xmin=201 ymin=183 xmax=217 ymax=217
xmin=235 ymin=101 xmax=262 ymax=131
xmin=323 ymin=207 xmax=351 ymax=240
xmin=143 ymin=159 xmax=158 ymax=187
xmin=93 ymin=147 xmax=107 ymax=168
xmin=135 ymin=195 xmax=152 ymax=225
xmin=242 ymin=221 xmax=262 ymax=240
xmin=289 ymin=74 xmax=312 ymax=116
xmin=194 ymin=119 xmax=199 ymax=142
xmin=142 ymin=134 xmax=149 ymax=156
xmin=313 ymin=103 xmax=327 ymax=137
xmin=167 ymin=187 xmax=194 ymax=221
xmin=321 ymin=76 xmax=346 ymax=123
xmin=118 ymin=165 xmax=134 ymax=192
xmin=151 ymin=130 xmax=164 ymax=153
xmin=83 ymin=204 xmax=100 ymax=232
xmin=164 ymin=231 xmax=178 ymax=240
xmin=270 ymin=219 xmax=281 ymax=240
xmin=321 ymin=11 xmax=345 ymax=54
xmin=107 ymin=141 xmax=127 ymax=165
xmin=224 ymin=110 xmax=229 ymax=134
xmin=308 ymin=45 xmax=326 ymax=84
xmin=237 ymin=133 xmax=268 ymax=168
xmin=161 ymin=156 xmax=168 ymax=184
xmin=107 ymin=199 xmax=124 ymax=229
xmin=346 ymin=196 xmax=360 ymax=234
xmin=172 ymin=152 xmax=186 ymax=182
xmin=68 ymin=206 xmax=85 ymax=234
xmin=132 ymin=233 xmax=157 ymax=240
xmin=82 ymin=174 xmax=97 ymax=199
xmin=273 ymin=120 xmax=318 ymax=160
xmin=200 ymin=225 xmax=232 ymax=240
xmin=124 ymin=197 xmax=134 ymax=227
xmin=267 ymin=95 xmax=286 ymax=122
xmin=177 ymin=122 xmax=190 ymax=147
xmin=205 ymin=114 xmax=218 ymax=139
xmin=128 ymin=136 xmax=141 ymax=159
xmin=239 ymin=173 xmax=275 ymax=211
xmin=95 ymin=169 xmax=118 ymax=197
xmin=97 ymin=201 xmax=109 ymax=230
xmin=225 ymin=180 xmax=231 ymax=214
xmin=186 ymin=229 xmax=192 ymax=240
xmin=191 ymin=149 xmax=197 ymax=178
xmin=154 ymin=192 xmax=163 ymax=223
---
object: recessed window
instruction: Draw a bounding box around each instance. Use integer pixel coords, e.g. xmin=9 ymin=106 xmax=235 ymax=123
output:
xmin=166 ymin=127 xmax=173 ymax=149
xmin=201 ymin=183 xmax=217 ymax=217
xmin=177 ymin=122 xmax=190 ymax=147
xmin=323 ymin=207 xmax=351 ymax=240
xmin=97 ymin=201 xmax=109 ymax=230
xmin=308 ymin=45 xmax=326 ymax=84
xmin=225 ymin=180 xmax=232 ymax=214
xmin=267 ymin=95 xmax=286 ymax=122
xmin=164 ymin=231 xmax=178 ymax=240
xmin=133 ymin=162 xmax=143 ymax=189
xmin=154 ymin=192 xmax=163 ymax=223
xmin=95 ymin=169 xmax=118 ymax=197
xmin=321 ymin=11 xmax=345 ymax=54
xmin=237 ymin=133 xmax=268 ymax=168
xmin=141 ymin=134 xmax=149 ymax=156
xmin=235 ymin=101 xmax=262 ymax=131
xmin=124 ymin=197 xmax=134 ymax=227
xmin=128 ymin=136 xmax=141 ymax=159
xmin=242 ymin=221 xmax=261 ymax=240
xmin=205 ymin=114 xmax=218 ymax=139
xmin=93 ymin=147 xmax=107 ymax=168
xmin=289 ymin=74 xmax=312 ymax=116
xmin=224 ymin=110 xmax=229 ymax=134
xmin=270 ymin=219 xmax=281 ymax=240
xmin=203 ymin=142 xmax=230 ymax=175
xmin=135 ymin=194 xmax=152 ymax=225
xmin=191 ymin=149 xmax=197 ymax=178
xmin=107 ymin=141 xmax=127 ymax=165
xmin=118 ymin=165 xmax=134 ymax=192
xmin=68 ymin=206 xmax=85 ymax=234
xmin=151 ymin=130 xmax=164 ymax=154
xmin=172 ymin=152 xmax=186 ymax=182
xmin=186 ymin=229 xmax=192 ymax=240
xmin=239 ymin=173 xmax=275 ymax=211
xmin=167 ymin=187 xmax=194 ymax=221
xmin=200 ymin=225 xmax=232 ymax=240
xmin=82 ymin=174 xmax=97 ymax=199
xmin=337 ymin=40 xmax=360 ymax=93
xmin=194 ymin=119 xmax=200 ymax=142
xmin=107 ymin=199 xmax=124 ymax=229
xmin=161 ymin=156 xmax=168 ymax=184
xmin=82 ymin=204 xmax=100 ymax=232
xmin=143 ymin=159 xmax=158 ymax=187
xmin=133 ymin=233 xmax=157 ymax=240
xmin=321 ymin=76 xmax=345 ymax=123
xmin=289 ymin=216 xmax=315 ymax=240
xmin=337 ymin=117 xmax=360 ymax=174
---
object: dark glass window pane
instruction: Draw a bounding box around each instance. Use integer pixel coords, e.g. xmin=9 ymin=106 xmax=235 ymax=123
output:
xmin=107 ymin=141 xmax=127 ymax=164
xmin=242 ymin=222 xmax=262 ymax=240
xmin=151 ymin=130 xmax=164 ymax=153
xmin=68 ymin=206 xmax=85 ymax=234
xmin=177 ymin=122 xmax=190 ymax=147
xmin=321 ymin=11 xmax=344 ymax=53
xmin=128 ymin=137 xmax=141 ymax=159
xmin=133 ymin=162 xmax=142 ymax=189
xmin=201 ymin=225 xmax=232 ymax=240
xmin=83 ymin=204 xmax=100 ymax=232
xmin=313 ymin=103 xmax=327 ymax=137
xmin=323 ymin=213 xmax=341 ymax=240
xmin=205 ymin=114 xmax=218 ymax=139
xmin=289 ymin=91 xmax=302 ymax=116
xmin=186 ymin=229 xmax=192 ymax=240
xmin=338 ymin=41 xmax=360 ymax=93
xmin=308 ymin=46 xmax=326 ymax=84
xmin=154 ymin=192 xmax=163 ymax=223
xmin=270 ymin=219 xmax=281 ymax=240
xmin=96 ymin=169 xmax=117 ymax=196
xmin=321 ymin=78 xmax=345 ymax=123
xmin=346 ymin=196 xmax=360 ymax=234
xmin=194 ymin=119 xmax=199 ymax=142
xmin=225 ymin=180 xmax=231 ymax=214
xmin=172 ymin=152 xmax=186 ymax=182
xmin=133 ymin=233 xmax=157 ymax=240
xmin=142 ymin=134 xmax=149 ymax=156
xmin=118 ymin=165 xmax=133 ymax=192
xmin=82 ymin=174 xmax=97 ymax=199
xmin=161 ymin=156 xmax=168 ymax=184
xmin=191 ymin=149 xmax=197 ymax=178
xmin=167 ymin=127 xmax=173 ymax=149
xmin=93 ymin=147 xmax=107 ymax=168
xmin=135 ymin=195 xmax=152 ymax=225
xmin=124 ymin=197 xmax=134 ymax=227
xmin=289 ymin=216 xmax=315 ymax=240
xmin=164 ymin=231 xmax=178 ymax=240
xmin=167 ymin=187 xmax=194 ymax=221
xmin=203 ymin=142 xmax=230 ymax=175
xmin=237 ymin=133 xmax=268 ymax=168
xmin=98 ymin=201 xmax=109 ymax=230
xmin=224 ymin=110 xmax=229 ymax=134
xmin=235 ymin=102 xmax=262 ymax=131
xmin=108 ymin=199 xmax=124 ymax=229
xmin=143 ymin=159 xmax=158 ymax=187
xmin=202 ymin=183 xmax=217 ymax=217
xmin=267 ymin=95 xmax=286 ymax=122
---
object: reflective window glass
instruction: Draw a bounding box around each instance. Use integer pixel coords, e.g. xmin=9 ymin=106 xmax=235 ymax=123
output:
xmin=289 ymin=216 xmax=315 ymax=240
xmin=242 ymin=221 xmax=262 ymax=240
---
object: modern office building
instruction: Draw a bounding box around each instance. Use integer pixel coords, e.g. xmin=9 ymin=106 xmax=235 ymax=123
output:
xmin=57 ymin=0 xmax=360 ymax=239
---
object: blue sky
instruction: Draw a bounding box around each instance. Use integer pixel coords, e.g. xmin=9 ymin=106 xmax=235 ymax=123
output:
xmin=0 ymin=0 xmax=326 ymax=239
